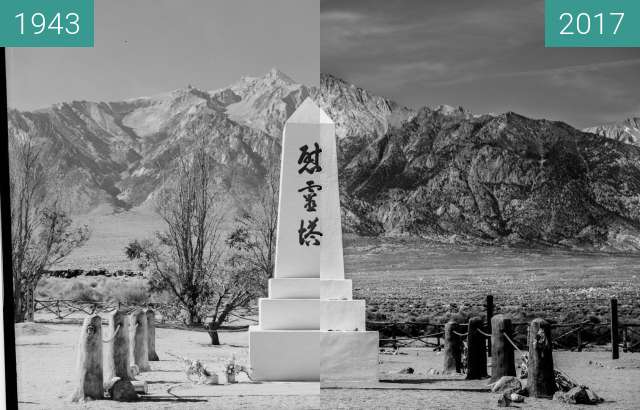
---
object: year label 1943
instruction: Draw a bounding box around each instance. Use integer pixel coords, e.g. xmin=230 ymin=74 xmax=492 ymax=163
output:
xmin=0 ymin=0 xmax=93 ymax=47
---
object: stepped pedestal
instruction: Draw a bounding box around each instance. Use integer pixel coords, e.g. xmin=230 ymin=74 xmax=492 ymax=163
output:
xmin=248 ymin=99 xmax=378 ymax=382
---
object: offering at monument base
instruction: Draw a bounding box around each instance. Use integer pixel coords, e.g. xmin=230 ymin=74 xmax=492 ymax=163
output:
xmin=249 ymin=98 xmax=378 ymax=382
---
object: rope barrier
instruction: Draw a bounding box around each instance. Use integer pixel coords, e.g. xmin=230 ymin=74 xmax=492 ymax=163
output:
xmin=102 ymin=324 xmax=120 ymax=344
xmin=476 ymin=328 xmax=492 ymax=338
xmin=502 ymin=332 xmax=525 ymax=357
xmin=452 ymin=331 xmax=469 ymax=337
xmin=555 ymin=326 xmax=582 ymax=341
xmin=395 ymin=326 xmax=441 ymax=346
xmin=226 ymin=311 xmax=259 ymax=323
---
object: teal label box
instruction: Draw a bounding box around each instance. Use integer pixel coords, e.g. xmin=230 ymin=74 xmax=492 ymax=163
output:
xmin=546 ymin=0 xmax=640 ymax=47
xmin=0 ymin=0 xmax=93 ymax=47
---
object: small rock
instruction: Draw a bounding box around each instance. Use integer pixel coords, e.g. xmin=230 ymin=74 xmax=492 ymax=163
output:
xmin=509 ymin=393 xmax=525 ymax=403
xmin=398 ymin=367 xmax=414 ymax=374
xmin=554 ymin=386 xmax=604 ymax=404
xmin=109 ymin=379 xmax=138 ymax=402
xmin=498 ymin=393 xmax=511 ymax=407
xmin=585 ymin=387 xmax=603 ymax=403
xmin=489 ymin=376 xmax=522 ymax=394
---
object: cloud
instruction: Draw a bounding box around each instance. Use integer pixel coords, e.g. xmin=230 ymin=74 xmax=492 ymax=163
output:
xmin=321 ymin=0 xmax=640 ymax=127
xmin=321 ymin=10 xmax=364 ymax=24
xmin=430 ymin=58 xmax=640 ymax=87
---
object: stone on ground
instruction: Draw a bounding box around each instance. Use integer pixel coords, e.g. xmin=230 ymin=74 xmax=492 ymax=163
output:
xmin=554 ymin=386 xmax=604 ymax=404
xmin=109 ymin=379 xmax=138 ymax=402
xmin=489 ymin=376 xmax=522 ymax=394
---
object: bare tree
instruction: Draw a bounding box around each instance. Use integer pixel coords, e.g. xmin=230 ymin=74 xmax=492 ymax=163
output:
xmin=126 ymin=145 xmax=266 ymax=341
xmin=227 ymin=164 xmax=279 ymax=281
xmin=126 ymin=146 xmax=224 ymax=326
xmin=9 ymin=136 xmax=89 ymax=322
xmin=204 ymin=241 xmax=266 ymax=344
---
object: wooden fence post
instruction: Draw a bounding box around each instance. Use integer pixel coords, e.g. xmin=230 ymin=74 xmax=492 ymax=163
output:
xmin=104 ymin=309 xmax=138 ymax=401
xmin=466 ymin=317 xmax=488 ymax=379
xmin=527 ymin=318 xmax=555 ymax=398
xmin=486 ymin=295 xmax=494 ymax=357
xmin=443 ymin=321 xmax=462 ymax=374
xmin=490 ymin=314 xmax=515 ymax=382
xmin=70 ymin=315 xmax=103 ymax=402
xmin=130 ymin=309 xmax=150 ymax=372
xmin=104 ymin=309 xmax=131 ymax=382
xmin=576 ymin=324 xmax=582 ymax=352
xmin=622 ymin=326 xmax=628 ymax=353
xmin=611 ymin=298 xmax=619 ymax=359
xmin=145 ymin=308 xmax=159 ymax=361
xmin=391 ymin=325 xmax=397 ymax=350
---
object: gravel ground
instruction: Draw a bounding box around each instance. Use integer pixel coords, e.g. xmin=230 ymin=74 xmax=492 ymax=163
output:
xmin=14 ymin=323 xmax=640 ymax=409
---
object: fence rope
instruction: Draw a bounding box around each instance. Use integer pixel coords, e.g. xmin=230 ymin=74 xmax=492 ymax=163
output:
xmin=502 ymin=332 xmax=525 ymax=357
xmin=453 ymin=331 xmax=469 ymax=337
xmin=226 ymin=311 xmax=258 ymax=323
xmin=394 ymin=325 xmax=441 ymax=346
xmin=555 ymin=326 xmax=582 ymax=341
xmin=476 ymin=328 xmax=492 ymax=338
xmin=102 ymin=324 xmax=120 ymax=343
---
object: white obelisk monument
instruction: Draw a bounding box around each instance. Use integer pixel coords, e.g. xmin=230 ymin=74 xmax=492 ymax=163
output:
xmin=249 ymin=98 xmax=379 ymax=382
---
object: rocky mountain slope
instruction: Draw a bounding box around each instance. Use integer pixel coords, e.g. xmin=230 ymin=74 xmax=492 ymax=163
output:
xmin=584 ymin=117 xmax=640 ymax=147
xmin=339 ymin=108 xmax=640 ymax=251
xmin=9 ymin=70 xmax=640 ymax=251
xmin=8 ymin=74 xmax=288 ymax=213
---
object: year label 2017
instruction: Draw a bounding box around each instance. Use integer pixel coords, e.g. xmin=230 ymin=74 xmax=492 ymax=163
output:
xmin=559 ymin=12 xmax=624 ymax=36
xmin=546 ymin=0 xmax=640 ymax=47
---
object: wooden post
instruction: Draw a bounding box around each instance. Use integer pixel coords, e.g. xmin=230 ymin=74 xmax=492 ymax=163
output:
xmin=576 ymin=325 xmax=582 ymax=352
xmin=490 ymin=314 xmax=515 ymax=382
xmin=391 ymin=325 xmax=397 ymax=350
xmin=466 ymin=317 xmax=488 ymax=379
xmin=103 ymin=309 xmax=131 ymax=382
xmin=611 ymin=298 xmax=619 ymax=359
xmin=436 ymin=335 xmax=441 ymax=351
xmin=486 ymin=295 xmax=494 ymax=357
xmin=528 ymin=318 xmax=555 ymax=398
xmin=443 ymin=321 xmax=462 ymax=374
xmin=145 ymin=308 xmax=159 ymax=361
xmin=622 ymin=326 xmax=628 ymax=353
xmin=130 ymin=309 xmax=150 ymax=372
xmin=70 ymin=315 xmax=103 ymax=402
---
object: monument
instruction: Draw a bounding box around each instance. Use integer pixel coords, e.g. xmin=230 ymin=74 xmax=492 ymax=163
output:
xmin=249 ymin=98 xmax=379 ymax=382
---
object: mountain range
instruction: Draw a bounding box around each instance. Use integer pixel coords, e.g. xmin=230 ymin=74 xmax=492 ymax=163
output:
xmin=584 ymin=117 xmax=640 ymax=147
xmin=8 ymin=69 xmax=640 ymax=253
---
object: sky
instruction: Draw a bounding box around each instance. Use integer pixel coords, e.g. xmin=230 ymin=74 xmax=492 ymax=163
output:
xmin=7 ymin=0 xmax=319 ymax=111
xmin=321 ymin=0 xmax=640 ymax=128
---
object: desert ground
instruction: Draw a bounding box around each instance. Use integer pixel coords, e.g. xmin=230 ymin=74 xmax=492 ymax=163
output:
xmin=15 ymin=320 xmax=640 ymax=409
xmin=342 ymin=238 xmax=640 ymax=326
xmin=20 ymin=236 xmax=640 ymax=408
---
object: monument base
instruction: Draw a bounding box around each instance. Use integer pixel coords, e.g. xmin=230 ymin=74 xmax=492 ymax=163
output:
xmin=321 ymin=331 xmax=379 ymax=383
xmin=249 ymin=327 xmax=378 ymax=382
xmin=249 ymin=327 xmax=319 ymax=381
